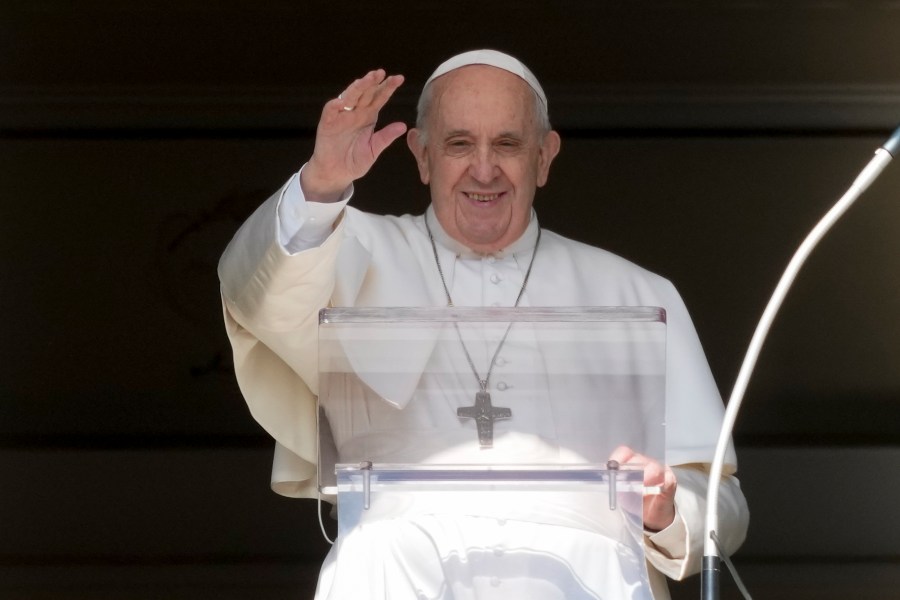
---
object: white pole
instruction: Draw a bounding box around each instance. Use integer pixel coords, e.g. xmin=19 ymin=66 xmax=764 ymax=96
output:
xmin=701 ymin=126 xmax=900 ymax=600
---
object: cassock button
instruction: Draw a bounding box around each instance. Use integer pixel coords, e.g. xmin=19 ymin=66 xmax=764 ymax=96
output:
xmin=490 ymin=273 xmax=501 ymax=284
xmin=496 ymin=382 xmax=509 ymax=391
xmin=495 ymin=356 xmax=507 ymax=367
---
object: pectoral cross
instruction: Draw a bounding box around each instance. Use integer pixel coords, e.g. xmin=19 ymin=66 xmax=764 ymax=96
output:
xmin=457 ymin=387 xmax=511 ymax=448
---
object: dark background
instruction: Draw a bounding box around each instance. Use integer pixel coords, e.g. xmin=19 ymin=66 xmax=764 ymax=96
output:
xmin=1 ymin=1 xmax=898 ymax=598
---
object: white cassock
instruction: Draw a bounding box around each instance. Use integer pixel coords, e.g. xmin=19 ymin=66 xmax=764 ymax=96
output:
xmin=218 ymin=171 xmax=749 ymax=600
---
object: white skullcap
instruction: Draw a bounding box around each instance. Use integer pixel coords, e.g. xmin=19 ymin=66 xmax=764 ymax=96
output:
xmin=423 ymin=49 xmax=547 ymax=108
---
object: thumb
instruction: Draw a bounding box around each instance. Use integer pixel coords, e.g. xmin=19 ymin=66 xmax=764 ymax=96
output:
xmin=370 ymin=122 xmax=409 ymax=160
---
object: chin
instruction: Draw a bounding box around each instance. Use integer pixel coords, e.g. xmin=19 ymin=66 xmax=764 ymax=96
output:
xmin=464 ymin=232 xmax=508 ymax=252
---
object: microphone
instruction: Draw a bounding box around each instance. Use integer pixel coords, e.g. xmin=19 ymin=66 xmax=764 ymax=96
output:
xmin=701 ymin=124 xmax=900 ymax=600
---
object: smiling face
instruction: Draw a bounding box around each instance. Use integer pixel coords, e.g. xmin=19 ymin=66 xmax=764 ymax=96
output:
xmin=407 ymin=65 xmax=561 ymax=254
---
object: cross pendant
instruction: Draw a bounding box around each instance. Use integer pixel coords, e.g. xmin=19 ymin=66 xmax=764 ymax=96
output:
xmin=457 ymin=390 xmax=512 ymax=448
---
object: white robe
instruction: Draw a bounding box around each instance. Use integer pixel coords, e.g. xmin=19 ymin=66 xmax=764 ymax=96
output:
xmin=218 ymin=173 xmax=749 ymax=599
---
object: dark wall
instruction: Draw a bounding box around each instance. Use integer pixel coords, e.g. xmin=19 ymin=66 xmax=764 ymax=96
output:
xmin=2 ymin=2 xmax=899 ymax=599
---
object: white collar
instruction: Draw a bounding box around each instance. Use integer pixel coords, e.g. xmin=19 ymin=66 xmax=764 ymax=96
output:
xmin=423 ymin=206 xmax=540 ymax=260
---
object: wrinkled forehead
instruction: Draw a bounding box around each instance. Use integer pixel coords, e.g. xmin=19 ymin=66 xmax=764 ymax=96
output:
xmin=429 ymin=66 xmax=538 ymax=130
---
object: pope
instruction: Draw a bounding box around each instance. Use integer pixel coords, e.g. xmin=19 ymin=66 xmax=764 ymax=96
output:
xmin=218 ymin=49 xmax=748 ymax=599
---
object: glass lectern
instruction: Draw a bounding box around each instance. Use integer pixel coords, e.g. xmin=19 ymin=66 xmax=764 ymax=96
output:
xmin=317 ymin=307 xmax=666 ymax=599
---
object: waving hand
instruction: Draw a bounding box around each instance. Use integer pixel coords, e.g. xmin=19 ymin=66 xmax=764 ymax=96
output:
xmin=301 ymin=69 xmax=407 ymax=202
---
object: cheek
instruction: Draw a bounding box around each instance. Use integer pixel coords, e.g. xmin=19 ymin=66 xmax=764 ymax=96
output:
xmin=532 ymin=161 xmax=549 ymax=188
xmin=506 ymin=162 xmax=538 ymax=192
xmin=432 ymin=160 xmax=467 ymax=189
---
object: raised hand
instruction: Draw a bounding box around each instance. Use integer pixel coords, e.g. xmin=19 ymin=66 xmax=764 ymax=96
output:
xmin=609 ymin=445 xmax=677 ymax=532
xmin=301 ymin=69 xmax=407 ymax=202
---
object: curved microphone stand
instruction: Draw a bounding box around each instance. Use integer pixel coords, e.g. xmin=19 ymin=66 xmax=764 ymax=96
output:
xmin=701 ymin=125 xmax=900 ymax=600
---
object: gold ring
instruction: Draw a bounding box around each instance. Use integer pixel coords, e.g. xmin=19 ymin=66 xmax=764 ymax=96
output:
xmin=341 ymin=106 xmax=355 ymax=112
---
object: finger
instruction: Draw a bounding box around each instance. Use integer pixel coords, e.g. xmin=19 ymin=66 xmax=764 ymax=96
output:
xmin=644 ymin=467 xmax=677 ymax=529
xmin=608 ymin=445 xmax=636 ymax=465
xmin=370 ymin=121 xmax=408 ymax=159
xmin=357 ymin=73 xmax=404 ymax=112
xmin=322 ymin=96 xmax=360 ymax=120
xmin=337 ymin=69 xmax=386 ymax=111
xmin=642 ymin=459 xmax=666 ymax=487
xmin=336 ymin=71 xmax=377 ymax=106
xmin=661 ymin=466 xmax=677 ymax=498
xmin=352 ymin=69 xmax=386 ymax=109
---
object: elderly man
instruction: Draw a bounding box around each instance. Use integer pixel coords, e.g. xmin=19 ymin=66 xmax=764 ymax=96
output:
xmin=219 ymin=50 xmax=748 ymax=599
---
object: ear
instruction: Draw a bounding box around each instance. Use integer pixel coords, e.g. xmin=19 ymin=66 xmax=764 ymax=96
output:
xmin=536 ymin=130 xmax=561 ymax=188
xmin=406 ymin=128 xmax=430 ymax=184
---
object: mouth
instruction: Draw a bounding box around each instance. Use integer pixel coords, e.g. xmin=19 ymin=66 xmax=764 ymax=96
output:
xmin=465 ymin=192 xmax=504 ymax=203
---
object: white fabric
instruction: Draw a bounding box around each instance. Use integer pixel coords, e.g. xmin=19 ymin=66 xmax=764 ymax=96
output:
xmin=319 ymin=513 xmax=649 ymax=600
xmin=264 ymin=175 xmax=737 ymax=470
xmin=278 ymin=171 xmax=350 ymax=252
xmin=218 ymin=174 xmax=749 ymax=599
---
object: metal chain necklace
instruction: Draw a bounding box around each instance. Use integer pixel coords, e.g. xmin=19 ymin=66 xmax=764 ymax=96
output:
xmin=424 ymin=217 xmax=541 ymax=447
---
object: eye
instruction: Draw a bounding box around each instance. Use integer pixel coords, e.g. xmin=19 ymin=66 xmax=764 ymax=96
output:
xmin=445 ymin=139 xmax=473 ymax=155
xmin=495 ymin=138 xmax=523 ymax=153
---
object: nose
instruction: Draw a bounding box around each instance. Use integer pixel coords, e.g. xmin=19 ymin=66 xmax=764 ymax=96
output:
xmin=468 ymin=146 xmax=498 ymax=184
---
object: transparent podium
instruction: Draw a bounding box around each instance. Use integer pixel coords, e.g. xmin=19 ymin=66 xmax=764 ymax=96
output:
xmin=317 ymin=307 xmax=667 ymax=599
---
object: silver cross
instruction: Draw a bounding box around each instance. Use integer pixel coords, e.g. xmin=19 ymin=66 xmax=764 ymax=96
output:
xmin=457 ymin=390 xmax=511 ymax=448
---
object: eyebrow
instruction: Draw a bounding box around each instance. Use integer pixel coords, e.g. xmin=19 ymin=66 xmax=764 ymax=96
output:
xmin=442 ymin=129 xmax=525 ymax=140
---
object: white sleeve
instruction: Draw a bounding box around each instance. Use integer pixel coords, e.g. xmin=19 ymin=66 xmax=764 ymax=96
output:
xmin=277 ymin=166 xmax=352 ymax=254
xmin=643 ymin=466 xmax=749 ymax=580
